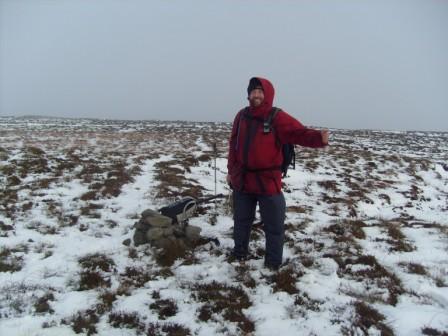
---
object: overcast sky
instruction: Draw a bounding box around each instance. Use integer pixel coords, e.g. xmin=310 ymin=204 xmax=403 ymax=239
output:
xmin=1 ymin=0 xmax=447 ymax=131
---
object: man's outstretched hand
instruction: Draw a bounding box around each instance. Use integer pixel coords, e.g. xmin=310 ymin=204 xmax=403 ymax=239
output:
xmin=321 ymin=129 xmax=329 ymax=145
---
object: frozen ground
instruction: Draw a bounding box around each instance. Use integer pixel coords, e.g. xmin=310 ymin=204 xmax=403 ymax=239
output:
xmin=0 ymin=116 xmax=447 ymax=336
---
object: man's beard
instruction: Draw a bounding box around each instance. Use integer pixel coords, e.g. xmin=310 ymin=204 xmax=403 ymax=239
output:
xmin=249 ymin=98 xmax=263 ymax=107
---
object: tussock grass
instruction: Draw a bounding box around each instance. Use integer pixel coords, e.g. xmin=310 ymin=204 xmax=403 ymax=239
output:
xmin=149 ymin=299 xmax=178 ymax=320
xmin=0 ymin=164 xmax=15 ymax=175
xmin=381 ymin=221 xmax=416 ymax=252
xmin=18 ymin=155 xmax=49 ymax=177
xmin=25 ymin=221 xmax=59 ymax=235
xmin=294 ymin=291 xmax=322 ymax=312
xmin=102 ymin=161 xmax=134 ymax=197
xmin=0 ymin=221 xmax=14 ymax=237
xmin=399 ymin=262 xmax=427 ymax=275
xmin=342 ymin=255 xmax=404 ymax=306
xmin=0 ymin=282 xmax=55 ymax=318
xmin=0 ymin=188 xmax=19 ymax=219
xmin=6 ymin=175 xmax=21 ymax=186
xmin=80 ymin=202 xmax=104 ymax=218
xmin=0 ymin=146 xmax=8 ymax=161
xmin=0 ymin=245 xmax=26 ymax=273
xmin=154 ymin=159 xmax=205 ymax=199
xmin=34 ymin=293 xmax=55 ymax=314
xmin=119 ymin=266 xmax=153 ymax=289
xmin=79 ymin=253 xmax=115 ymax=272
xmin=97 ymin=291 xmax=117 ymax=313
xmin=108 ymin=311 xmax=145 ymax=330
xmin=80 ymin=191 xmax=98 ymax=201
xmin=235 ymin=264 xmax=257 ymax=288
xmin=78 ymin=253 xmax=116 ymax=291
xmin=54 ymin=157 xmax=78 ymax=176
xmin=324 ymin=219 xmax=366 ymax=241
xmin=343 ymin=301 xmax=394 ymax=336
xmin=287 ymin=205 xmax=312 ymax=214
xmin=147 ymin=323 xmax=191 ymax=336
xmin=25 ymin=146 xmax=46 ymax=156
xmin=272 ymin=265 xmax=304 ymax=295
xmin=193 ymin=281 xmax=254 ymax=333
xmin=318 ymin=180 xmax=341 ymax=193
xmin=63 ymin=309 xmax=99 ymax=335
xmin=78 ymin=270 xmax=111 ymax=291
xmin=421 ymin=327 xmax=448 ymax=336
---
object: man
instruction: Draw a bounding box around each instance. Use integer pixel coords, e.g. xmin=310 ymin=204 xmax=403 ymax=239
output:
xmin=227 ymin=77 xmax=329 ymax=270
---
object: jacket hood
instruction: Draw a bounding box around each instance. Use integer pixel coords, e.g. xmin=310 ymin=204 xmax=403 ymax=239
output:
xmin=248 ymin=77 xmax=275 ymax=116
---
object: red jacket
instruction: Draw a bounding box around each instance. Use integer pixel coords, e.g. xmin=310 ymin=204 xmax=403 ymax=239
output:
xmin=227 ymin=77 xmax=327 ymax=195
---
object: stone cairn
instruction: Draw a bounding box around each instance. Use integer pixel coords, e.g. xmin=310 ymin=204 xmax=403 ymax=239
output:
xmin=130 ymin=209 xmax=202 ymax=265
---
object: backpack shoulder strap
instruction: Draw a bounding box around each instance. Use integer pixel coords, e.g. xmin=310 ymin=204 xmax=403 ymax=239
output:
xmin=240 ymin=106 xmax=249 ymax=116
xmin=266 ymin=107 xmax=282 ymax=145
xmin=266 ymin=107 xmax=282 ymax=126
xmin=234 ymin=107 xmax=248 ymax=151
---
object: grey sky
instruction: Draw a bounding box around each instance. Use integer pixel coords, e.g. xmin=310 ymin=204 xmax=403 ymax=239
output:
xmin=1 ymin=0 xmax=447 ymax=131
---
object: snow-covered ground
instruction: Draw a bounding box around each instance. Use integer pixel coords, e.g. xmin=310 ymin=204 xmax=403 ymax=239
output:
xmin=0 ymin=117 xmax=447 ymax=335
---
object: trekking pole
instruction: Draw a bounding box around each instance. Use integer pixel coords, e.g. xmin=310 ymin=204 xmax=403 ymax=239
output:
xmin=213 ymin=141 xmax=217 ymax=213
xmin=213 ymin=142 xmax=217 ymax=196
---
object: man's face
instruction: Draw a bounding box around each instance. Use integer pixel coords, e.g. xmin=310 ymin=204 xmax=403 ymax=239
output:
xmin=249 ymin=88 xmax=264 ymax=107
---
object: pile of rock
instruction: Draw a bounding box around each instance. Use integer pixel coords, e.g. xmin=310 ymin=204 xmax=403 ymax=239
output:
xmin=130 ymin=209 xmax=202 ymax=265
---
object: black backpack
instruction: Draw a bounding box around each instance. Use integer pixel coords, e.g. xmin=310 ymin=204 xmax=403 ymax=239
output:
xmin=266 ymin=108 xmax=296 ymax=177
xmin=237 ymin=107 xmax=296 ymax=178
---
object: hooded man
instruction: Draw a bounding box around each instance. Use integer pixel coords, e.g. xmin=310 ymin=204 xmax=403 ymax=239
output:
xmin=227 ymin=77 xmax=329 ymax=270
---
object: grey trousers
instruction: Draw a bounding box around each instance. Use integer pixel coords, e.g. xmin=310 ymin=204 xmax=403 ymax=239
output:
xmin=233 ymin=191 xmax=286 ymax=266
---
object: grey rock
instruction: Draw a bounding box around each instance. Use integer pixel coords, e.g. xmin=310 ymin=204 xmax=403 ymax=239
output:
xmin=146 ymin=227 xmax=165 ymax=241
xmin=185 ymin=225 xmax=201 ymax=243
xmin=173 ymin=226 xmax=185 ymax=238
xmin=152 ymin=237 xmax=172 ymax=250
xmin=141 ymin=209 xmax=159 ymax=218
xmin=122 ymin=238 xmax=131 ymax=246
xmin=153 ymin=236 xmax=186 ymax=251
xmin=141 ymin=209 xmax=172 ymax=227
xmin=135 ymin=219 xmax=150 ymax=231
xmin=162 ymin=227 xmax=174 ymax=236
xmin=133 ymin=229 xmax=148 ymax=246
xmin=144 ymin=214 xmax=172 ymax=228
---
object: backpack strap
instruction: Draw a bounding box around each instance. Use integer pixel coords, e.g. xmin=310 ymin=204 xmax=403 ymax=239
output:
xmin=265 ymin=107 xmax=281 ymax=132
xmin=266 ymin=107 xmax=282 ymax=148
xmin=234 ymin=108 xmax=246 ymax=151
